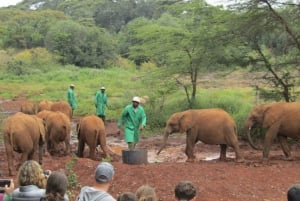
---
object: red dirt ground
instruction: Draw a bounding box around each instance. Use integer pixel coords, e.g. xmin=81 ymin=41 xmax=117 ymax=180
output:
xmin=1 ymin=98 xmax=300 ymax=201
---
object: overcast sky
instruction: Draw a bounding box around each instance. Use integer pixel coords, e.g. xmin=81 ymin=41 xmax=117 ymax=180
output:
xmin=0 ymin=0 xmax=23 ymax=7
xmin=0 ymin=0 xmax=231 ymax=8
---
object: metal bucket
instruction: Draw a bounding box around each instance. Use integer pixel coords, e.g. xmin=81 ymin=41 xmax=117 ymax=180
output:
xmin=122 ymin=148 xmax=148 ymax=165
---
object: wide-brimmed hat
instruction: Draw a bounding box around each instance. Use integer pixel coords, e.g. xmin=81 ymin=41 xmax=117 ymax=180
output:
xmin=132 ymin=96 xmax=140 ymax=103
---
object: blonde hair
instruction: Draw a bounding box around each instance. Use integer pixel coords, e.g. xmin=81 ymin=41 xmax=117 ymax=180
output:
xmin=17 ymin=160 xmax=47 ymax=188
xmin=136 ymin=185 xmax=157 ymax=201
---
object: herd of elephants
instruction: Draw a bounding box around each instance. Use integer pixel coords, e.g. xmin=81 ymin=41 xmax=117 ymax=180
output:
xmin=2 ymin=99 xmax=300 ymax=176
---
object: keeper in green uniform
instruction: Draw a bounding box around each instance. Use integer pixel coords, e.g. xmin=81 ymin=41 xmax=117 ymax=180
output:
xmin=94 ymin=86 xmax=108 ymax=123
xmin=117 ymin=96 xmax=147 ymax=150
xmin=67 ymin=84 xmax=77 ymax=116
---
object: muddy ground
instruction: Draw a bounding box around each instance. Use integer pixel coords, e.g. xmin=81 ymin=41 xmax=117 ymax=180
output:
xmin=1 ymin=98 xmax=300 ymax=201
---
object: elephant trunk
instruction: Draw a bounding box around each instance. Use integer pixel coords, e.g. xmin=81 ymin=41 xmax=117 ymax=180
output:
xmin=247 ymin=127 xmax=260 ymax=150
xmin=157 ymin=130 xmax=170 ymax=155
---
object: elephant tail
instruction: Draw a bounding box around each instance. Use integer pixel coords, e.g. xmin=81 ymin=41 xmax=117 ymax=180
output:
xmin=76 ymin=122 xmax=81 ymax=140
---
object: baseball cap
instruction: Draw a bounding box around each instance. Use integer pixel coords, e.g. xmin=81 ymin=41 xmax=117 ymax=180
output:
xmin=95 ymin=162 xmax=114 ymax=183
xmin=132 ymin=96 xmax=140 ymax=103
xmin=100 ymin=86 xmax=105 ymax=90
xmin=70 ymin=84 xmax=75 ymax=87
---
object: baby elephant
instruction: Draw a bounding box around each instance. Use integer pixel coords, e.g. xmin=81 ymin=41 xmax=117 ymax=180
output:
xmin=44 ymin=111 xmax=71 ymax=156
xmin=77 ymin=115 xmax=110 ymax=160
xmin=157 ymin=108 xmax=244 ymax=163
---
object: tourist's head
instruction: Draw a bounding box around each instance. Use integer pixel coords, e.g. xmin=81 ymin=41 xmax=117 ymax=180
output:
xmin=95 ymin=162 xmax=115 ymax=184
xmin=175 ymin=181 xmax=197 ymax=201
xmin=17 ymin=160 xmax=47 ymax=188
xmin=136 ymin=185 xmax=157 ymax=201
xmin=288 ymin=184 xmax=300 ymax=201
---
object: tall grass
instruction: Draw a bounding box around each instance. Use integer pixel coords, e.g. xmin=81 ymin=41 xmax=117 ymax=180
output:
xmin=0 ymin=64 xmax=257 ymax=138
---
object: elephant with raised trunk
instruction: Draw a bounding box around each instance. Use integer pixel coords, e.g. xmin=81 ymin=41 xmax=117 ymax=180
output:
xmin=77 ymin=115 xmax=110 ymax=160
xmin=157 ymin=109 xmax=244 ymax=162
xmin=245 ymin=101 xmax=300 ymax=161
xmin=2 ymin=112 xmax=46 ymax=176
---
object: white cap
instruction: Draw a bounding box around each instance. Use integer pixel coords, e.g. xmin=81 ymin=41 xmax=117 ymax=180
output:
xmin=100 ymin=86 xmax=105 ymax=90
xmin=132 ymin=96 xmax=140 ymax=103
xmin=70 ymin=84 xmax=75 ymax=87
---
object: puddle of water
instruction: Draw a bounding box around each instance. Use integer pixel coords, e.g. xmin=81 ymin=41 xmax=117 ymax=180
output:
xmin=70 ymin=122 xmax=236 ymax=163
xmin=106 ymin=136 xmax=235 ymax=163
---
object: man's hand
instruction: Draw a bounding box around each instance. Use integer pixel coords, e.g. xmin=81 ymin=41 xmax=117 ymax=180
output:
xmin=139 ymin=125 xmax=144 ymax=131
xmin=4 ymin=179 xmax=14 ymax=194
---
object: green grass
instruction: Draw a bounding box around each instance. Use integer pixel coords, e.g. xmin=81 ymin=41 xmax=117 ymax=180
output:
xmin=0 ymin=63 xmax=262 ymax=138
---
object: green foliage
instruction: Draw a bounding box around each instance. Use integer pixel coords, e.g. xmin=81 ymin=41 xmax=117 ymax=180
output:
xmin=65 ymin=155 xmax=80 ymax=200
xmin=45 ymin=20 xmax=117 ymax=68
xmin=5 ymin=48 xmax=59 ymax=75
xmin=102 ymin=156 xmax=113 ymax=162
xmin=0 ymin=9 xmax=66 ymax=49
xmin=94 ymin=0 xmax=160 ymax=33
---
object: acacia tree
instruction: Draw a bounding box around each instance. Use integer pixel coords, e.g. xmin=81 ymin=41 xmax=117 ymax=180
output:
xmin=231 ymin=0 xmax=300 ymax=102
xmin=121 ymin=0 xmax=236 ymax=108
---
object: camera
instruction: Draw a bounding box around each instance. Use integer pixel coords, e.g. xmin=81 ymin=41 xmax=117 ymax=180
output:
xmin=0 ymin=179 xmax=11 ymax=193
xmin=43 ymin=170 xmax=50 ymax=176
xmin=0 ymin=179 xmax=11 ymax=187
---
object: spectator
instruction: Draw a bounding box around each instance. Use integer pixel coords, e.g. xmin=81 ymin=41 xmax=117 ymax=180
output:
xmin=40 ymin=171 xmax=69 ymax=201
xmin=4 ymin=160 xmax=47 ymax=201
xmin=94 ymin=86 xmax=108 ymax=123
xmin=117 ymin=96 xmax=146 ymax=150
xmin=77 ymin=162 xmax=116 ymax=201
xmin=288 ymin=184 xmax=300 ymax=201
xmin=67 ymin=84 xmax=77 ymax=116
xmin=117 ymin=192 xmax=138 ymax=201
xmin=135 ymin=185 xmax=157 ymax=201
xmin=174 ymin=181 xmax=197 ymax=201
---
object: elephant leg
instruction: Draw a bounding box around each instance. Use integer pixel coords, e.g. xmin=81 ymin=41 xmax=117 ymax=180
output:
xmin=219 ymin=144 xmax=227 ymax=161
xmin=38 ymin=145 xmax=43 ymax=165
xmin=89 ymin=142 xmax=97 ymax=160
xmin=99 ymin=132 xmax=110 ymax=158
xmin=20 ymin=152 xmax=30 ymax=167
xmin=47 ymin=140 xmax=53 ymax=155
xmin=27 ymin=149 xmax=35 ymax=160
xmin=5 ymin=143 xmax=14 ymax=176
xmin=77 ymin=139 xmax=85 ymax=157
xmin=278 ymin=135 xmax=292 ymax=160
xmin=263 ymin=125 xmax=279 ymax=160
xmin=227 ymin=138 xmax=244 ymax=163
xmin=185 ymin=131 xmax=196 ymax=162
xmin=64 ymin=135 xmax=71 ymax=155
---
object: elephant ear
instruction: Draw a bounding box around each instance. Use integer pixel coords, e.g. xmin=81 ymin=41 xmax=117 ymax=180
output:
xmin=262 ymin=105 xmax=283 ymax=128
xmin=178 ymin=111 xmax=194 ymax=133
